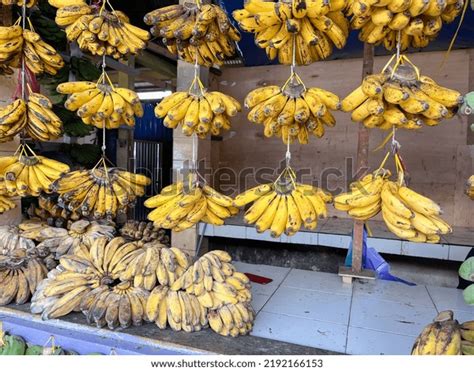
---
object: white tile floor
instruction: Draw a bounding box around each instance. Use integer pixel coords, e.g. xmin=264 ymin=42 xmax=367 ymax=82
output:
xmin=233 ymin=262 xmax=474 ymax=355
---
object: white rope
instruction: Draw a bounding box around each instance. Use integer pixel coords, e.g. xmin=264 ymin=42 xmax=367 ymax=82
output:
xmin=291 ymin=35 xmax=296 ymax=76
xmin=101 ymin=55 xmax=107 ymax=156
xmin=21 ymin=4 xmax=26 ymax=101
xmin=286 ymin=131 xmax=291 ymax=168
xmin=396 ymin=30 xmax=401 ymax=62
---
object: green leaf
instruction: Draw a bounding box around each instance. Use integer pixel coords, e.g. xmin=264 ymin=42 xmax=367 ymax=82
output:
xmin=69 ymin=144 xmax=101 ymax=167
xmin=70 ymin=57 xmax=101 ymax=81
xmin=463 ymin=284 xmax=474 ymax=305
xmin=459 ymin=257 xmax=474 ymax=282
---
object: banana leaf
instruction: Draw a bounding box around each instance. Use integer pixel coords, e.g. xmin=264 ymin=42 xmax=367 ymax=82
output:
xmin=459 ymin=257 xmax=474 ymax=282
xmin=463 ymin=284 xmax=474 ymax=305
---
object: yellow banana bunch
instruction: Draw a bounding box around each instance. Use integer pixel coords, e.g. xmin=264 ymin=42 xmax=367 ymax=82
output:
xmin=381 ymin=179 xmax=451 ymax=243
xmin=120 ymin=242 xmax=191 ymax=291
xmin=0 ymin=22 xmax=65 ymax=76
xmin=349 ymin=0 xmax=465 ymax=51
xmin=341 ymin=58 xmax=463 ymax=130
xmin=26 ymin=193 xmax=81 ymax=227
xmin=0 ymin=99 xmax=27 ymax=143
xmin=26 ymin=93 xmax=64 ymax=141
xmin=233 ymin=0 xmax=349 ymax=65
xmin=0 ymin=249 xmax=47 ymax=306
xmin=234 ymin=168 xmax=332 ymax=237
xmin=20 ymin=219 xmax=115 ymax=259
xmin=466 ymin=175 xmax=474 ymax=200
xmin=245 ymin=74 xmax=340 ymax=144
xmin=57 ymin=78 xmax=143 ymax=129
xmin=1 ymin=0 xmax=37 ymax=7
xmin=412 ymin=310 xmax=462 ymax=355
xmin=119 ymin=220 xmax=169 ymax=246
xmin=0 ymin=148 xmax=70 ymax=197
xmin=169 ymin=250 xmax=252 ymax=311
xmin=52 ymin=159 xmax=151 ymax=220
xmin=146 ymin=286 xmax=208 ymax=332
xmin=460 ymin=321 xmax=474 ymax=355
xmin=145 ymin=177 xmax=238 ymax=231
xmin=154 ymin=78 xmax=241 ymax=138
xmin=30 ymin=236 xmax=146 ymax=326
xmin=50 ymin=1 xmax=150 ymax=59
xmin=144 ymin=3 xmax=241 ymax=67
xmin=0 ymin=180 xmax=17 ymax=214
xmin=334 ymin=170 xmax=391 ymax=220
xmin=208 ymin=303 xmax=255 ymax=337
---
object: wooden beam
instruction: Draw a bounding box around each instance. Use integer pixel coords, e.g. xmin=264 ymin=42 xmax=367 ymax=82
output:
xmin=136 ymin=50 xmax=177 ymax=79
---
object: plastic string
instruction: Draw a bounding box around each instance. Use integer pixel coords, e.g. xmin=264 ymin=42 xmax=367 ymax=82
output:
xmin=440 ymin=0 xmax=469 ymax=70
xmin=291 ymin=34 xmax=296 ymax=76
xmin=101 ymin=55 xmax=107 ymax=159
xmin=396 ymin=30 xmax=401 ymax=62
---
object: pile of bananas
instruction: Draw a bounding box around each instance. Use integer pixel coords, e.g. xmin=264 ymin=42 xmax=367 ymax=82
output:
xmin=1 ymin=0 xmax=37 ymax=7
xmin=0 ymin=225 xmax=36 ymax=254
xmin=466 ymin=175 xmax=474 ymax=200
xmin=120 ymin=243 xmax=191 ymax=291
xmin=119 ymin=221 xmax=169 ymax=246
xmin=26 ymin=193 xmax=81 ymax=228
xmin=0 ymin=150 xmax=70 ymax=196
xmin=341 ymin=58 xmax=463 ymax=130
xmin=461 ymin=321 xmax=474 ymax=355
xmin=52 ymin=159 xmax=151 ymax=220
xmin=245 ymin=74 xmax=340 ymax=144
xmin=348 ymin=0 xmax=465 ymax=50
xmin=146 ymin=286 xmax=208 ymax=333
xmin=31 ymin=236 xmax=148 ymax=328
xmin=234 ymin=168 xmax=332 ymax=237
xmin=0 ymin=93 xmax=63 ymax=143
xmin=0 ymin=248 xmax=47 ymax=306
xmin=57 ymin=79 xmax=143 ymax=129
xmin=50 ymin=0 xmax=150 ymax=59
xmin=0 ymin=23 xmax=65 ymax=76
xmin=208 ymin=303 xmax=255 ymax=337
xmin=411 ymin=310 xmax=463 ymax=355
xmin=170 ymin=250 xmax=252 ymax=311
xmin=20 ymin=219 xmax=116 ymax=259
xmin=144 ymin=3 xmax=240 ymax=67
xmin=155 ymin=79 xmax=241 ymax=138
xmin=145 ymin=178 xmax=238 ymax=231
xmin=334 ymin=170 xmax=391 ymax=220
xmin=233 ymin=0 xmax=349 ymax=65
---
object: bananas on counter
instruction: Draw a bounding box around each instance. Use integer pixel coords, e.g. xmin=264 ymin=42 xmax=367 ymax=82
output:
xmin=466 ymin=176 xmax=474 ymax=200
xmin=145 ymin=250 xmax=255 ymax=336
xmin=233 ymin=0 xmax=349 ymax=65
xmin=144 ymin=3 xmax=240 ymax=67
xmin=0 ymin=21 xmax=65 ymax=76
xmin=0 ymin=93 xmax=63 ymax=143
xmin=119 ymin=221 xmax=170 ymax=246
xmin=234 ymin=167 xmax=332 ymax=237
xmin=348 ymin=0 xmax=465 ymax=51
xmin=0 ymin=247 xmax=47 ymax=306
xmin=341 ymin=56 xmax=463 ymax=130
xmin=245 ymin=73 xmax=340 ymax=144
xmin=52 ymin=157 xmax=151 ymax=220
xmin=0 ymin=147 xmax=70 ymax=196
xmin=412 ymin=310 xmax=462 ymax=355
xmin=155 ymin=77 xmax=241 ymax=138
xmin=49 ymin=0 xmax=150 ymax=59
xmin=20 ymin=219 xmax=116 ymax=259
xmin=461 ymin=321 xmax=474 ymax=355
xmin=145 ymin=176 xmax=239 ymax=231
xmin=57 ymin=78 xmax=143 ymax=129
xmin=0 ymin=225 xmax=36 ymax=254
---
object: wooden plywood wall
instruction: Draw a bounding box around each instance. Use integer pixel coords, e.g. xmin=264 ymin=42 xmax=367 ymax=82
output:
xmin=210 ymin=50 xmax=474 ymax=228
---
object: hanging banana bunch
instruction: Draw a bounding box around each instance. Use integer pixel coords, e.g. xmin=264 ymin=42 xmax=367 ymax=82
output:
xmin=57 ymin=73 xmax=143 ymax=129
xmin=348 ymin=0 xmax=465 ymax=50
xmin=0 ymin=193 xmax=16 ymax=214
xmin=1 ymin=0 xmax=37 ymax=7
xmin=49 ymin=0 xmax=150 ymax=59
xmin=335 ymin=151 xmax=452 ymax=243
xmin=341 ymin=55 xmax=463 ymax=130
xmin=154 ymin=75 xmax=241 ymax=138
xmin=0 ymin=144 xmax=70 ymax=197
xmin=466 ymin=176 xmax=474 ymax=200
xmin=233 ymin=0 xmax=349 ymax=65
xmin=52 ymin=157 xmax=151 ymax=220
xmin=26 ymin=193 xmax=81 ymax=227
xmin=234 ymin=166 xmax=333 ymax=237
xmin=0 ymin=18 xmax=65 ymax=76
xmin=144 ymin=2 xmax=241 ymax=67
xmin=245 ymin=71 xmax=340 ymax=144
xmin=144 ymin=173 xmax=239 ymax=231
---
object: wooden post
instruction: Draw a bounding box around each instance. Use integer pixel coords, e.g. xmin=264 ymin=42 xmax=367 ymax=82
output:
xmin=339 ymin=43 xmax=376 ymax=283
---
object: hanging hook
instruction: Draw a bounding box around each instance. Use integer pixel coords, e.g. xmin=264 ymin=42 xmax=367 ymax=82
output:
xmin=285 ymin=131 xmax=291 ymax=168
